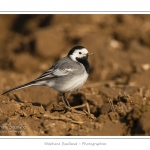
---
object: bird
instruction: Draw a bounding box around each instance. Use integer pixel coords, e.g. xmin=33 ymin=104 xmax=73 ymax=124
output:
xmin=2 ymin=46 xmax=93 ymax=109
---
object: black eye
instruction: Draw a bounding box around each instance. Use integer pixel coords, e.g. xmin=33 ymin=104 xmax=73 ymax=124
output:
xmin=79 ymin=52 xmax=82 ymax=54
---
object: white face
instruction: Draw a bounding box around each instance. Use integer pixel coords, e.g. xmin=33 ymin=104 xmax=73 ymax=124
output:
xmin=69 ymin=48 xmax=89 ymax=61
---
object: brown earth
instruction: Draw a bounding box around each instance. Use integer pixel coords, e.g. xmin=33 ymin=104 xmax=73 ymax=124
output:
xmin=1 ymin=14 xmax=150 ymax=136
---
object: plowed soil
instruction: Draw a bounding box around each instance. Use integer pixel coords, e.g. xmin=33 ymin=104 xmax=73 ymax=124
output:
xmin=1 ymin=14 xmax=150 ymax=135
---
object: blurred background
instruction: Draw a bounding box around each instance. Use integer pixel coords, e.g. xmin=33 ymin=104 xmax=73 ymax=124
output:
xmin=1 ymin=15 xmax=150 ymax=89
xmin=1 ymin=14 xmax=150 ymax=135
xmin=0 ymin=14 xmax=150 ymax=103
xmin=1 ymin=14 xmax=150 ymax=103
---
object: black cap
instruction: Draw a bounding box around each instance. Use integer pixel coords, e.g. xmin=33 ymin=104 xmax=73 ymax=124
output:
xmin=68 ymin=46 xmax=85 ymax=55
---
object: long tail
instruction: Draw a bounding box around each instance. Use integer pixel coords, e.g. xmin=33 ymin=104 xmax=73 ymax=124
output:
xmin=2 ymin=80 xmax=37 ymax=95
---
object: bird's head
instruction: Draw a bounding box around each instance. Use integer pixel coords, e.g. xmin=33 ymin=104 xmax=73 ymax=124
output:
xmin=68 ymin=46 xmax=93 ymax=61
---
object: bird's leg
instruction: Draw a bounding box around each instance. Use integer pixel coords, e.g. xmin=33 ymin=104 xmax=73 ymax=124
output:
xmin=60 ymin=93 xmax=71 ymax=107
xmin=60 ymin=93 xmax=85 ymax=114
xmin=63 ymin=93 xmax=71 ymax=107
xmin=59 ymin=93 xmax=95 ymax=118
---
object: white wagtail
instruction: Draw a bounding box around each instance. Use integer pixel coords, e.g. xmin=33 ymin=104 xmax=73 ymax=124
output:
xmin=2 ymin=46 xmax=93 ymax=108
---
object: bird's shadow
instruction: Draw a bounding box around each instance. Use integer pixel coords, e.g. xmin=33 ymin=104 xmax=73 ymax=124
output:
xmin=13 ymin=92 xmax=87 ymax=111
xmin=68 ymin=93 xmax=86 ymax=109
xmin=13 ymin=93 xmax=23 ymax=103
xmin=13 ymin=93 xmax=46 ymax=109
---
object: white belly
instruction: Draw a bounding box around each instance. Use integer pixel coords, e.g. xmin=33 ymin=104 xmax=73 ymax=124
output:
xmin=60 ymin=73 xmax=89 ymax=93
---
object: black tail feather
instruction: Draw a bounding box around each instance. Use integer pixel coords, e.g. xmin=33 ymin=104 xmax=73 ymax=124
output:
xmin=2 ymin=81 xmax=36 ymax=95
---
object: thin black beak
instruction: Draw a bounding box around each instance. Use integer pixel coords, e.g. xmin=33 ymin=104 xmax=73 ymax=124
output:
xmin=88 ymin=53 xmax=94 ymax=56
